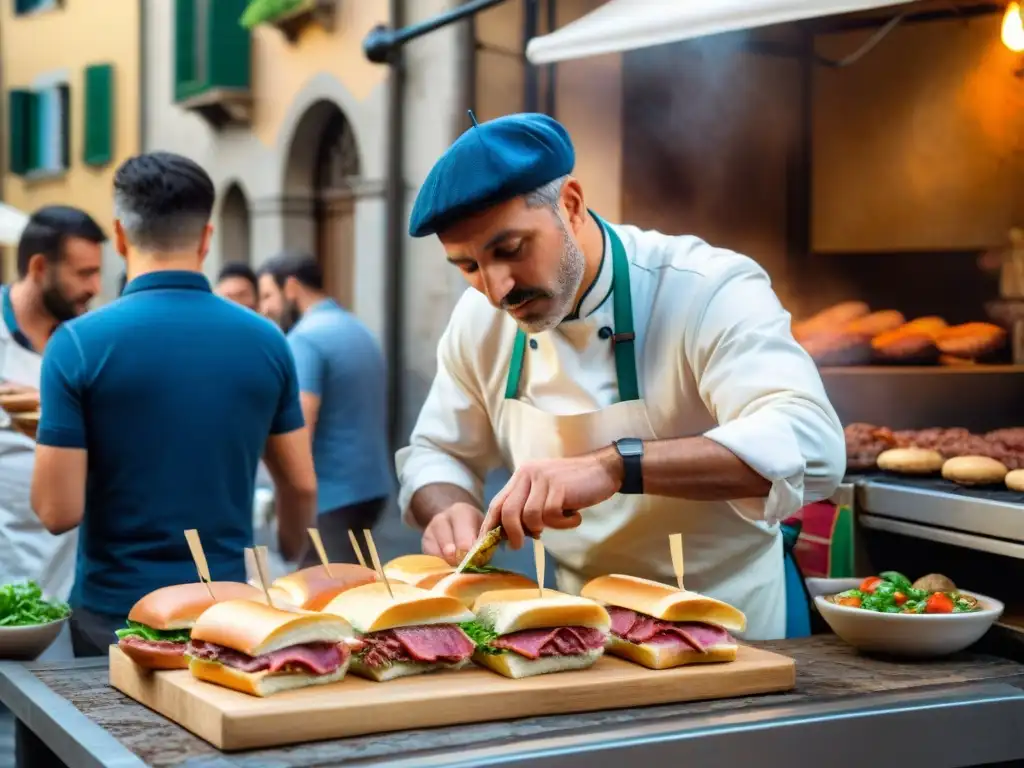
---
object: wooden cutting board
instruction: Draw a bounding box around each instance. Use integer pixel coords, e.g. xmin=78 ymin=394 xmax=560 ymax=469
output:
xmin=109 ymin=645 xmax=796 ymax=751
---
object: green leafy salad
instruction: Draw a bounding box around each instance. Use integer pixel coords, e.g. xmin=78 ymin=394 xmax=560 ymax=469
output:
xmin=115 ymin=620 xmax=191 ymax=644
xmin=459 ymin=621 xmax=500 ymax=655
xmin=0 ymin=581 xmax=70 ymax=626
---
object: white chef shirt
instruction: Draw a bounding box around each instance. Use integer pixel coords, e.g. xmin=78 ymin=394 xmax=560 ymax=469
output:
xmin=397 ymin=221 xmax=846 ymax=527
xmin=0 ymin=317 xmax=77 ymax=601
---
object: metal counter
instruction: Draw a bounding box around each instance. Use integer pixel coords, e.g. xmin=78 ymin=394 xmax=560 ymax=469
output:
xmin=3 ymin=636 xmax=1024 ymax=767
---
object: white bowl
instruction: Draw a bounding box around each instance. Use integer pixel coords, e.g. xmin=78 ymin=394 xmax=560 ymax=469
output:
xmin=0 ymin=615 xmax=70 ymax=660
xmin=814 ymin=588 xmax=1003 ymax=658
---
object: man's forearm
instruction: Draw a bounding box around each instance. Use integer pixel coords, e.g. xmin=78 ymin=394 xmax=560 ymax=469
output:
xmin=409 ymin=482 xmax=480 ymax=528
xmin=275 ymin=487 xmax=316 ymax=561
xmin=597 ymin=436 xmax=771 ymax=500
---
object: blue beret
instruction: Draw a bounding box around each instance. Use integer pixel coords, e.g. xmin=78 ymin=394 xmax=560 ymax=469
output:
xmin=409 ymin=113 xmax=575 ymax=238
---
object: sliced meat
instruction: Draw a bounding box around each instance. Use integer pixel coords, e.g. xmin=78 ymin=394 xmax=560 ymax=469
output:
xmin=186 ymin=640 xmax=347 ymax=675
xmin=492 ymin=626 xmax=607 ymax=660
xmin=358 ymin=625 xmax=474 ymax=668
xmin=606 ymin=606 xmax=734 ymax=652
xmin=118 ymin=635 xmax=185 ymax=658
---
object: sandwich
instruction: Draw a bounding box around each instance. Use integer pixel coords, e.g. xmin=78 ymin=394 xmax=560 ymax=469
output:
xmin=463 ymin=588 xmax=610 ymax=679
xmin=383 ymin=554 xmax=454 ymax=589
xmin=431 ymin=567 xmax=539 ymax=609
xmin=187 ymin=599 xmax=354 ymax=697
xmin=321 ymin=581 xmax=476 ymax=681
xmin=266 ymin=563 xmax=378 ymax=611
xmin=115 ymin=582 xmax=265 ymax=670
xmin=580 ymin=574 xmax=746 ymax=669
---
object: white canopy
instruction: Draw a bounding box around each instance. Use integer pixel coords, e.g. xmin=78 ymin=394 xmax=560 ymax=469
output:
xmin=0 ymin=203 xmax=28 ymax=246
xmin=526 ymin=0 xmax=915 ymax=64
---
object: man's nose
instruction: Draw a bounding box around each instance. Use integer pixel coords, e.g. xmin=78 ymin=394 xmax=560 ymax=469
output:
xmin=480 ymin=265 xmax=514 ymax=308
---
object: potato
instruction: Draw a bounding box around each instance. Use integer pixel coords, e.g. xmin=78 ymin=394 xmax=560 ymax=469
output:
xmin=912 ymin=573 xmax=957 ymax=592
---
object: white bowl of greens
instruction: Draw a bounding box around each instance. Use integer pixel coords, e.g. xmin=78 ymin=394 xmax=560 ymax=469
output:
xmin=0 ymin=581 xmax=71 ymax=660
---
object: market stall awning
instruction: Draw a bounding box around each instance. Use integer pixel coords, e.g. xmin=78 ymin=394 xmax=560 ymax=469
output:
xmin=0 ymin=203 xmax=28 ymax=246
xmin=525 ymin=0 xmax=915 ymax=64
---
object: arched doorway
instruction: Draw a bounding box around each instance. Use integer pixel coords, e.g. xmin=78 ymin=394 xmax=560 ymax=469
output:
xmin=282 ymin=100 xmax=361 ymax=308
xmin=220 ymin=183 xmax=251 ymax=264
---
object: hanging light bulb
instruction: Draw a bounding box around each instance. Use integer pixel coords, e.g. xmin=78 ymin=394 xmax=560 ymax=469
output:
xmin=1004 ymin=2 xmax=1024 ymax=52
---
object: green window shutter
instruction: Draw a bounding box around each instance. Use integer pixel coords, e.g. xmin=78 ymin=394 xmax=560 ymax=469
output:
xmin=174 ymin=0 xmax=197 ymax=100
xmin=57 ymin=83 xmax=70 ymax=170
xmin=208 ymin=0 xmax=251 ymax=90
xmin=8 ymin=90 xmax=32 ymax=175
xmin=26 ymin=92 xmax=41 ymax=172
xmin=83 ymin=64 xmax=114 ymax=167
xmin=14 ymin=0 xmax=42 ymax=15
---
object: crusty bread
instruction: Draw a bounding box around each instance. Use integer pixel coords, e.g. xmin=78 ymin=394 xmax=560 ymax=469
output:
xmin=471 ymin=589 xmax=610 ymax=635
xmin=383 ymin=555 xmax=454 ymax=588
xmin=473 ymin=648 xmax=602 ymax=679
xmin=844 ymin=310 xmax=905 ymax=338
xmin=188 ymin=655 xmax=350 ymax=697
xmin=118 ymin=642 xmax=189 ymax=670
xmin=270 ymin=564 xmax=378 ymax=611
xmin=605 ymin=636 xmax=737 ymax=669
xmin=127 ymin=582 xmax=265 ymax=630
xmin=431 ymin=570 xmax=538 ymax=608
xmin=580 ymin=575 xmax=747 ymax=633
xmin=876 ymin=448 xmax=945 ymax=475
xmin=321 ymin=581 xmax=474 ymax=633
xmin=791 ymin=302 xmax=870 ymax=341
xmin=349 ymin=657 xmax=470 ymax=682
xmin=0 ymin=391 xmax=40 ymax=414
xmin=189 ymin=599 xmax=353 ymax=656
xmin=1006 ymin=469 xmax=1024 ymax=492
xmin=942 ymin=456 xmax=1009 ymax=486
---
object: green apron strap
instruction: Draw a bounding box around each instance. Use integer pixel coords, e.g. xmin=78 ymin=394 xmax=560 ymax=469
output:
xmin=504 ymin=215 xmax=640 ymax=402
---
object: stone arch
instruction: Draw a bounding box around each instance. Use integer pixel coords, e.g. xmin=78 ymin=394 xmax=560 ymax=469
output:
xmin=219 ymin=181 xmax=252 ymax=265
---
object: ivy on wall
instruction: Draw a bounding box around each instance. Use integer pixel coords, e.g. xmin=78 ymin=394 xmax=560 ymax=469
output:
xmin=239 ymin=0 xmax=310 ymax=29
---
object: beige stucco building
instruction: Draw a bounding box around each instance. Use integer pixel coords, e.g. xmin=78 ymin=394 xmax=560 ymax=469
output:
xmin=0 ymin=0 xmax=141 ymax=296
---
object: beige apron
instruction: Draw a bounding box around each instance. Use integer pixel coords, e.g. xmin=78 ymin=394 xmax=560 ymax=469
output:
xmin=493 ymin=218 xmax=785 ymax=640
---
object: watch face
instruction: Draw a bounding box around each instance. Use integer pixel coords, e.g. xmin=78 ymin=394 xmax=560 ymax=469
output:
xmin=616 ymin=438 xmax=643 ymax=457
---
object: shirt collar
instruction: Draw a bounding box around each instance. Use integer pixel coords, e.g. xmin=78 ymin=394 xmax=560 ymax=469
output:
xmin=306 ymin=298 xmax=338 ymax=315
xmin=563 ymin=223 xmax=613 ymax=322
xmin=1 ymin=285 xmax=38 ymax=353
xmin=122 ymin=270 xmax=212 ymax=296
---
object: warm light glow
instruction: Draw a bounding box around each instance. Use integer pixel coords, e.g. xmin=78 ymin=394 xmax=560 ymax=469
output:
xmin=1003 ymin=2 xmax=1024 ymax=52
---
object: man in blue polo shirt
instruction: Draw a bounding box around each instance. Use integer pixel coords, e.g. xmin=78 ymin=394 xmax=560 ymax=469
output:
xmin=31 ymin=152 xmax=318 ymax=656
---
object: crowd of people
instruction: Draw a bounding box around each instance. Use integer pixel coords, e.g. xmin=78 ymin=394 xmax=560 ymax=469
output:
xmin=0 ymin=151 xmax=390 ymax=657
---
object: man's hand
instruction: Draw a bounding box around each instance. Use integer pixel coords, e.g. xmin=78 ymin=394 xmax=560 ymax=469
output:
xmin=422 ymin=502 xmax=485 ymax=565
xmin=482 ymin=449 xmax=623 ymax=549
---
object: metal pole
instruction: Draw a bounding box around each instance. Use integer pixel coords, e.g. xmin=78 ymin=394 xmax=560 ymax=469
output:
xmin=523 ymin=0 xmax=539 ymax=111
xmin=364 ymin=0 xmax=510 ymax=64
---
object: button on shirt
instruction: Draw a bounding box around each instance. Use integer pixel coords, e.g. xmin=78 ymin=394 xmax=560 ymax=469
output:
xmin=37 ymin=271 xmax=305 ymax=617
xmin=289 ymin=300 xmax=392 ymax=513
xmin=397 ymin=222 xmax=846 ymax=526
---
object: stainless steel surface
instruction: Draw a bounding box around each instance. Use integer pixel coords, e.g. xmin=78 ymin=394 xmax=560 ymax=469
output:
xmin=856 ymin=480 xmax=1024 ymax=543
xmin=860 ymin=514 xmax=1024 ymax=559
xmin=379 ymin=684 xmax=1024 ymax=768
xmin=0 ymin=661 xmax=144 ymax=768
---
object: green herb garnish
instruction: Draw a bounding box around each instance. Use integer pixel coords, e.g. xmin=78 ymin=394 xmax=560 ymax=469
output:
xmin=459 ymin=620 xmax=500 ymax=655
xmin=115 ymin=620 xmax=191 ymax=643
xmin=462 ymin=565 xmax=504 ymax=575
xmin=0 ymin=581 xmax=70 ymax=627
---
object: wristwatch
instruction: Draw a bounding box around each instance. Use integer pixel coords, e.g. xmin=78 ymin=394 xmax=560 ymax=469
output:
xmin=613 ymin=438 xmax=645 ymax=495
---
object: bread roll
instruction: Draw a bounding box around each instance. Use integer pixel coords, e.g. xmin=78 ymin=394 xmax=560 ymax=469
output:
xmin=1005 ymin=469 xmax=1024 ymax=492
xmin=270 ymin=563 xmax=378 ymax=611
xmin=321 ymin=581 xmax=474 ymax=633
xmin=792 ymin=301 xmax=871 ymax=340
xmin=128 ymin=582 xmax=265 ymax=630
xmin=799 ymin=330 xmax=873 ymax=367
xmin=605 ymin=636 xmax=737 ymax=670
xmin=935 ymin=323 xmax=1007 ymax=359
xmin=844 ymin=310 xmax=906 ymax=338
xmin=941 ymin=456 xmax=1009 ymax=486
xmin=189 ymin=657 xmax=350 ymax=697
xmin=471 ymin=589 xmax=610 ymax=635
xmin=876 ymin=448 xmax=945 ymax=475
xmin=472 ymin=648 xmax=603 ymax=679
xmin=383 ymin=555 xmax=454 ymax=588
xmin=431 ymin=570 xmax=538 ymax=608
xmin=580 ymin=574 xmax=747 ymax=633
xmin=189 ymin=599 xmax=353 ymax=656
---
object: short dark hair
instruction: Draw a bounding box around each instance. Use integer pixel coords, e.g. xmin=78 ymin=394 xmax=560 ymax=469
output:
xmin=257 ymin=251 xmax=323 ymax=291
xmin=113 ymin=151 xmax=215 ymax=252
xmin=117 ymin=271 xmax=128 ymax=296
xmin=217 ymin=262 xmax=258 ymax=294
xmin=16 ymin=205 xmax=107 ymax=278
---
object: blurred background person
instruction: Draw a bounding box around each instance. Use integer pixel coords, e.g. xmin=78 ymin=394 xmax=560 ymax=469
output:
xmin=30 ymin=153 xmax=316 ymax=656
xmin=0 ymin=205 xmax=105 ymax=660
xmin=258 ymin=252 xmax=392 ymax=566
xmin=215 ymin=262 xmax=259 ymax=311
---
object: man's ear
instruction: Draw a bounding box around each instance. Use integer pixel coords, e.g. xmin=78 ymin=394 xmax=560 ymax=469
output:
xmin=283 ymin=275 xmax=300 ymax=302
xmin=198 ymin=222 xmax=213 ymax=265
xmin=113 ymin=220 xmax=129 ymax=259
xmin=560 ymin=177 xmax=586 ymax=234
xmin=26 ymin=252 xmax=49 ymax=281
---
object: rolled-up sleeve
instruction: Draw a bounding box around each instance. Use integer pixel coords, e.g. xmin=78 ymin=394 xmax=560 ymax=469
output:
xmin=396 ymin=323 xmax=502 ymax=528
xmin=686 ymin=260 xmax=846 ymax=525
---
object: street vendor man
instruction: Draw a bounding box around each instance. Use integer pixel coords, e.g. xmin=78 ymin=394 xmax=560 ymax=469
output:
xmin=396 ymin=113 xmax=846 ymax=640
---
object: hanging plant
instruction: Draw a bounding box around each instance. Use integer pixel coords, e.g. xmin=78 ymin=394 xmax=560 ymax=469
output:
xmin=239 ymin=0 xmax=313 ymax=30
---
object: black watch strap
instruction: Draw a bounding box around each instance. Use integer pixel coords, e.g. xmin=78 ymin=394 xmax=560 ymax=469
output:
xmin=614 ymin=438 xmax=644 ymax=495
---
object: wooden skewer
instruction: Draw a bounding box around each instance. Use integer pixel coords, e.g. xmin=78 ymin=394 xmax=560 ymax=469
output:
xmin=247 ymin=546 xmax=275 ymax=608
xmin=307 ymin=528 xmax=333 ymax=578
xmin=183 ymin=529 xmax=215 ymax=599
xmin=533 ymin=538 xmax=545 ymax=600
xmin=348 ymin=530 xmax=368 ymax=569
xmin=362 ymin=529 xmax=393 ymax=600
xmin=669 ymin=533 xmax=685 ymax=592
